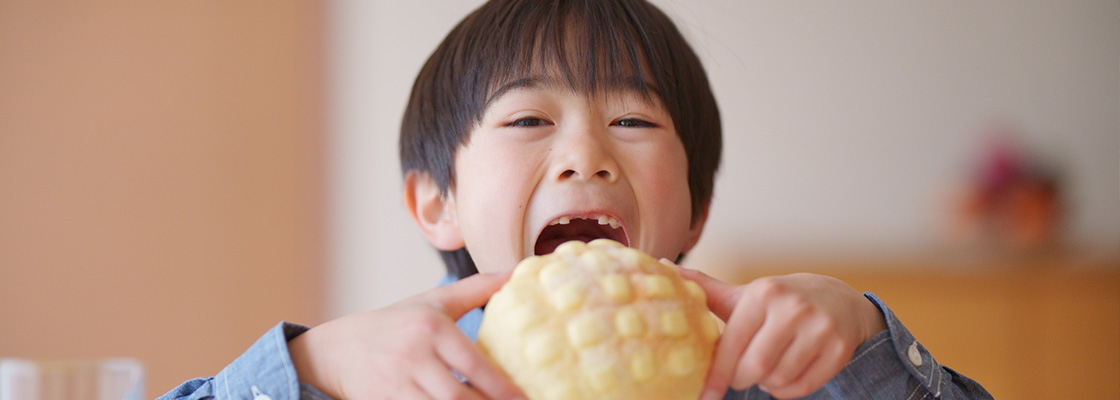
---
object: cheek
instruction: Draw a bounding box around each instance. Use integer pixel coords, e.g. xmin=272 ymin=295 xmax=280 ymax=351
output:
xmin=642 ymin=138 xmax=691 ymax=198
xmin=632 ymin=140 xmax=694 ymax=245
xmin=453 ymin=142 xmax=534 ymax=272
xmin=654 ymin=149 xmax=693 ymax=222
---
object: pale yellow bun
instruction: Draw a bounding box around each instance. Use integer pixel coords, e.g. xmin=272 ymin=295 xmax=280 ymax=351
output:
xmin=478 ymin=239 xmax=720 ymax=400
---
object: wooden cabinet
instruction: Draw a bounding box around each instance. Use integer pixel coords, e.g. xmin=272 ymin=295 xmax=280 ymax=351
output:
xmin=712 ymin=252 xmax=1120 ymax=399
xmin=0 ymin=2 xmax=325 ymax=395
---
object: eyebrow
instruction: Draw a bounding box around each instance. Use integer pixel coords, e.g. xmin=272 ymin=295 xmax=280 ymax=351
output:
xmin=485 ymin=76 xmax=552 ymax=107
xmin=606 ymin=75 xmax=663 ymax=99
xmin=483 ymin=75 xmax=662 ymax=110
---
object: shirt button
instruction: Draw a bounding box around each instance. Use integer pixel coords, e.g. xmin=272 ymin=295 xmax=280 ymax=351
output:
xmin=907 ymin=341 xmax=923 ymax=366
xmin=252 ymin=385 xmax=274 ymax=400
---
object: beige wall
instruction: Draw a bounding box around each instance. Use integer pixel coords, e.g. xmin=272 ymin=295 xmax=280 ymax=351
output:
xmin=0 ymin=2 xmax=324 ymax=395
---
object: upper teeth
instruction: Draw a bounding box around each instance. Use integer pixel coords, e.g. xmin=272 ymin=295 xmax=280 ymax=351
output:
xmin=549 ymin=214 xmax=621 ymax=229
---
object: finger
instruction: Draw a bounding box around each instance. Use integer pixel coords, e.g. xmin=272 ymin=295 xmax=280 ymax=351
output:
xmin=435 ymin=324 xmax=526 ymax=400
xmin=399 ymin=380 xmax=434 ymax=400
xmin=764 ymin=339 xmax=850 ymax=399
xmin=415 ymin=355 xmax=486 ymax=400
xmin=425 ymin=269 xmax=514 ymax=318
xmin=732 ymin=314 xmax=796 ymax=390
xmin=672 ymin=265 xmax=740 ymax=320
xmin=699 ymin=302 xmax=766 ymax=400
xmin=756 ymin=321 xmax=828 ymax=390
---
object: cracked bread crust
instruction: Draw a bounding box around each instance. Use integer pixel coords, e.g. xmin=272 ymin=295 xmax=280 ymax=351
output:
xmin=478 ymin=239 xmax=720 ymax=400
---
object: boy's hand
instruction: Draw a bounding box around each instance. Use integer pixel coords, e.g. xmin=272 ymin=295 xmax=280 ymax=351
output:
xmin=676 ymin=268 xmax=887 ymax=400
xmin=288 ymin=271 xmax=526 ymax=400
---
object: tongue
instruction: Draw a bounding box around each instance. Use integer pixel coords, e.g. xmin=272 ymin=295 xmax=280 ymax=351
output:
xmin=534 ymin=219 xmax=619 ymax=255
xmin=534 ymin=235 xmax=602 ymax=256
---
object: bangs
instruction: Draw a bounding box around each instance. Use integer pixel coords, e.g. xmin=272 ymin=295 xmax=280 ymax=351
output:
xmin=450 ymin=0 xmax=681 ymax=126
xmin=477 ymin=1 xmax=664 ymax=107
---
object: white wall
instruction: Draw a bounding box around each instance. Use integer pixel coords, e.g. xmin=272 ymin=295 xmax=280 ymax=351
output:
xmin=328 ymin=0 xmax=1119 ymax=317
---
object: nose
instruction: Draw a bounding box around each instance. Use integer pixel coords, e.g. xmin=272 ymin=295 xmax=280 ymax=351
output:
xmin=551 ymin=127 xmax=619 ymax=183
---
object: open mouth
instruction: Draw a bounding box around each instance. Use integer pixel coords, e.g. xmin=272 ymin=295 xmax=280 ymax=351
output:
xmin=534 ymin=214 xmax=629 ymax=256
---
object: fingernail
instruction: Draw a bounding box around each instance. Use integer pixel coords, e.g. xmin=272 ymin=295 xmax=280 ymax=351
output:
xmin=700 ymin=388 xmax=722 ymax=400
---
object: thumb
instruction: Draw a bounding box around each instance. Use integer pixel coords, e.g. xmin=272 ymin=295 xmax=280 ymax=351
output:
xmin=674 ymin=265 xmax=741 ymax=321
xmin=424 ymin=270 xmax=513 ymax=319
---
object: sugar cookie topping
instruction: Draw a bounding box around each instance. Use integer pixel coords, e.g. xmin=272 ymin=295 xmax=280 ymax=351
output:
xmin=478 ymin=239 xmax=720 ymax=400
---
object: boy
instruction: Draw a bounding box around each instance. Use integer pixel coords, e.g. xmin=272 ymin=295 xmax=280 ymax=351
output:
xmin=161 ymin=0 xmax=991 ymax=399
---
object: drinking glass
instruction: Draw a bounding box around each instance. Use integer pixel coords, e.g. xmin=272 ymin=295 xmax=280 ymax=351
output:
xmin=0 ymin=358 xmax=144 ymax=400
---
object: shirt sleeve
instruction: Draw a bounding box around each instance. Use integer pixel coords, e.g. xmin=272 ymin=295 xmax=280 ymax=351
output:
xmin=156 ymin=322 xmax=336 ymax=400
xmin=822 ymin=293 xmax=993 ymax=400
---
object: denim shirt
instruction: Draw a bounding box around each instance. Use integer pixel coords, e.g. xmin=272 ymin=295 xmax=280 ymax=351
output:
xmin=158 ymin=278 xmax=992 ymax=400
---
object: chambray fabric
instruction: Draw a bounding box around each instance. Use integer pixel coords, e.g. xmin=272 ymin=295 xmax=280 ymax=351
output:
xmin=156 ymin=323 xmax=332 ymax=400
xmin=158 ymin=277 xmax=992 ymax=400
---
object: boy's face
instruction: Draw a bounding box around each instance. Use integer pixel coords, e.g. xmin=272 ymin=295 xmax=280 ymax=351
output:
xmin=428 ymin=78 xmax=705 ymax=274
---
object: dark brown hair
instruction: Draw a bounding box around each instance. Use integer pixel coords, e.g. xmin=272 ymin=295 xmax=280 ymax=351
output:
xmin=400 ymin=0 xmax=721 ymax=279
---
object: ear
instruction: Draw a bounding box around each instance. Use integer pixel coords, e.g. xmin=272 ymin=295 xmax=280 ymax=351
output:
xmin=404 ymin=171 xmax=464 ymax=251
xmin=681 ymin=202 xmax=710 ymax=254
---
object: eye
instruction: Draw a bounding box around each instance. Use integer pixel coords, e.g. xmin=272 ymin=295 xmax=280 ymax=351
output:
xmin=612 ymin=118 xmax=660 ymax=128
xmin=505 ymin=117 xmax=552 ymax=127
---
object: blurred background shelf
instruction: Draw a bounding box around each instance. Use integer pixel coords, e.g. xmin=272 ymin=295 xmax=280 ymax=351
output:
xmin=715 ymin=251 xmax=1120 ymax=399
